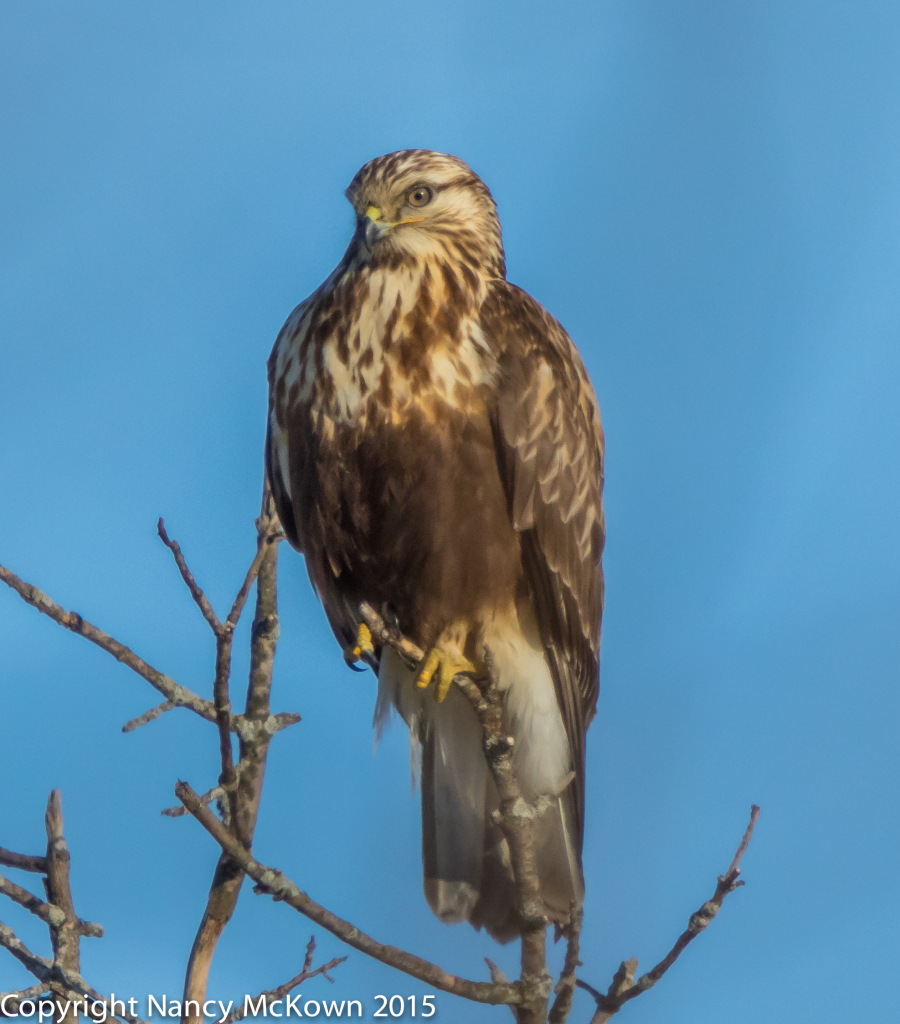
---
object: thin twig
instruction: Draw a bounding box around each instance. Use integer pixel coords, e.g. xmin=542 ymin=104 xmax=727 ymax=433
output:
xmin=485 ymin=960 xmax=517 ymax=1021
xmin=270 ymin=712 xmax=302 ymax=733
xmin=43 ymin=791 xmax=80 ymax=1023
xmin=0 ymin=870 xmax=105 ymax=938
xmin=358 ymin=601 xmax=420 ymax=669
xmin=213 ymin=523 xmax=283 ymax=802
xmin=578 ymin=805 xmax=761 ymax=1022
xmin=175 ymin=780 xmax=520 ymax=1007
xmin=0 ymin=872 xmax=65 ymax=927
xmin=548 ymin=907 xmax=582 ymax=1024
xmin=213 ymin=637 xmax=237 ymax=797
xmin=0 ymin=560 xmax=296 ymax=744
xmin=221 ymin=936 xmax=346 ymax=1023
xmin=725 ymin=804 xmax=760 ymax=878
xmin=1 ymin=917 xmax=57 ymax=983
xmin=0 ymin=984 xmax=48 ymax=1014
xmin=162 ymin=783 xmax=226 ymax=818
xmin=181 ymin=484 xmax=284 ymax=1024
xmin=157 ymin=513 xmax=285 ymax=806
xmin=122 ymin=700 xmax=175 ymax=733
xmin=485 ymin=958 xmax=510 ymax=986
xmin=224 ymin=529 xmax=282 ymax=632
xmin=0 ymin=848 xmax=46 ymax=873
xmin=0 ymin=920 xmax=147 ymax=1024
xmin=157 ymin=518 xmax=223 ymax=635
xmin=0 ymin=563 xmax=222 ymax=727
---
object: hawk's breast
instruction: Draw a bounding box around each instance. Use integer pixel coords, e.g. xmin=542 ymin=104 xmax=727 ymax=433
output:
xmin=272 ymin=261 xmax=495 ymax=432
xmin=269 ymin=258 xmax=518 ymax=649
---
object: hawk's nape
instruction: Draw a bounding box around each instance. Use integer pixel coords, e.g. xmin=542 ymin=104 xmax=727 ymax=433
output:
xmin=266 ymin=150 xmax=604 ymax=941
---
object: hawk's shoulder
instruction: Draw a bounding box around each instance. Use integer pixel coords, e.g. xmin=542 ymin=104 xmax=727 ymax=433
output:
xmin=481 ymin=280 xmax=604 ymax=457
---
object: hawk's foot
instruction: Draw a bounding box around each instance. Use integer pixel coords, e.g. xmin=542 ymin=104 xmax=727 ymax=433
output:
xmin=415 ymin=645 xmax=482 ymax=703
xmin=344 ymin=622 xmax=375 ymax=668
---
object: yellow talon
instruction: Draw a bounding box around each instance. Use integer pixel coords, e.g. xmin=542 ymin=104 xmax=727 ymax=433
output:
xmin=345 ymin=622 xmax=375 ymax=664
xmin=415 ymin=647 xmax=479 ymax=703
xmin=416 ymin=649 xmax=442 ymax=690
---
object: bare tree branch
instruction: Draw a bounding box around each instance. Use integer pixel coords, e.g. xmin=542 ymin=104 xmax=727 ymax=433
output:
xmin=224 ymin=528 xmax=282 ymax=632
xmin=175 ymin=780 xmax=520 ymax=1007
xmin=157 ymin=518 xmax=223 ymax=635
xmin=122 ymin=700 xmax=176 ymax=733
xmin=180 ymin=486 xmax=285 ymax=1024
xmin=156 ymin=514 xmax=285 ymax=801
xmin=0 ymin=485 xmax=299 ymax=1023
xmin=270 ymin=712 xmax=302 ymax=732
xmin=0 ymin=563 xmax=297 ymax=746
xmin=0 ymin=872 xmax=66 ymax=927
xmin=0 ymin=984 xmax=48 ymax=1014
xmin=162 ymin=782 xmax=227 ymax=818
xmin=548 ymin=908 xmax=582 ymax=1024
xmin=42 ymin=791 xmax=81 ymax=1023
xmin=0 ymin=563 xmax=221 ymax=726
xmin=1 ymin=818 xmax=133 ymax=1024
xmin=578 ymin=805 xmax=761 ymax=1022
xmin=0 ymin=848 xmax=46 ymax=873
xmin=0 ymin=794 xmax=107 ymax=1024
xmin=485 ymin=960 xmax=517 ymax=1020
xmin=212 ymin=631 xmax=238 ymax=796
xmin=1 ymin=916 xmax=56 ymax=981
xmin=485 ymin=959 xmax=510 ymax=985
xmin=221 ymin=936 xmax=346 ymax=1023
xmin=357 ymin=602 xmax=418 ymax=670
xmin=0 ymin=917 xmax=150 ymax=1024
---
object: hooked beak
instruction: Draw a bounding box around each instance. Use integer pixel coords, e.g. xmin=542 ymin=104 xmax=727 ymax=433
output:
xmin=358 ymin=205 xmax=424 ymax=252
xmin=360 ymin=205 xmax=387 ymax=252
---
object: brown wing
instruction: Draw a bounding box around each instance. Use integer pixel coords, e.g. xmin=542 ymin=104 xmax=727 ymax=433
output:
xmin=482 ymin=281 xmax=605 ymax=841
xmin=265 ymin=322 xmax=301 ymax=551
xmin=265 ymin=303 xmax=361 ymax=653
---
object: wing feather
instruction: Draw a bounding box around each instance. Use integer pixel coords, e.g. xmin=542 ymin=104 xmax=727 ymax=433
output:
xmin=266 ymin=309 xmax=305 ymax=551
xmin=482 ymin=282 xmax=605 ymax=841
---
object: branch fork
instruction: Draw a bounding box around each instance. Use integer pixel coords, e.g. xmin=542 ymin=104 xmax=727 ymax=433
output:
xmin=0 ymin=791 xmax=148 ymax=1024
xmin=577 ymin=805 xmax=761 ymax=1023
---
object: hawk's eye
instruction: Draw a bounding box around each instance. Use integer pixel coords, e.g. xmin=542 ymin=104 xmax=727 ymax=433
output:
xmin=408 ymin=186 xmax=433 ymax=208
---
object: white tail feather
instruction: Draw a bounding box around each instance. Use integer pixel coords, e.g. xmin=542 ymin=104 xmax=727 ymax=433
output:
xmin=375 ymin=639 xmax=582 ymax=940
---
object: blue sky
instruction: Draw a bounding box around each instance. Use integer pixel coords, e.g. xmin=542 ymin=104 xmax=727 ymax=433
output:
xmin=2 ymin=2 xmax=899 ymax=1021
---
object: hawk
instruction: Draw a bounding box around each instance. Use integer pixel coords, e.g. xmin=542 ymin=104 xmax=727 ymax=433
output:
xmin=266 ymin=150 xmax=604 ymax=941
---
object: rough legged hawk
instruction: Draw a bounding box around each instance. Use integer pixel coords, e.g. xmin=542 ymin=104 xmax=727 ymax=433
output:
xmin=267 ymin=150 xmax=604 ymax=941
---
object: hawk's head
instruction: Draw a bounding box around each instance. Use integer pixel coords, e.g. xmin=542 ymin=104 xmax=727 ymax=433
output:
xmin=345 ymin=150 xmax=506 ymax=279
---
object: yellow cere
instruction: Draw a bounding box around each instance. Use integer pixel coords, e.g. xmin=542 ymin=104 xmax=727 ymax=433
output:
xmin=364 ymin=205 xmax=382 ymax=221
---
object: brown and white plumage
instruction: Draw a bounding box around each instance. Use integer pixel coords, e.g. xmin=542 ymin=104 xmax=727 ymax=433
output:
xmin=266 ymin=150 xmax=604 ymax=941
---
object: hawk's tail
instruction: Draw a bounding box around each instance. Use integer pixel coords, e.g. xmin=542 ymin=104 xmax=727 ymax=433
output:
xmin=376 ymin=648 xmax=583 ymax=942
